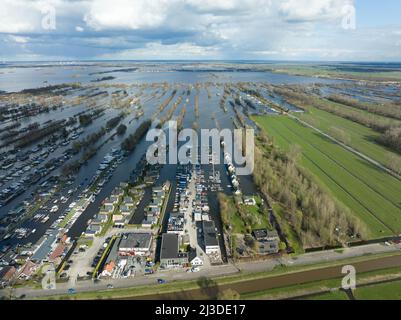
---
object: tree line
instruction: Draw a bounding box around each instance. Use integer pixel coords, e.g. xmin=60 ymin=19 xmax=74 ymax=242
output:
xmin=121 ymin=119 xmax=152 ymax=152
xmin=327 ymin=94 xmax=401 ymax=121
xmin=252 ymin=130 xmax=366 ymax=248
xmin=274 ymin=86 xmax=401 ymax=156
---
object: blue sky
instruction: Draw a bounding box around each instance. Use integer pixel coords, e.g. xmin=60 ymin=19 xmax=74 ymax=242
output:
xmin=356 ymin=0 xmax=401 ymax=27
xmin=0 ymin=0 xmax=400 ymax=61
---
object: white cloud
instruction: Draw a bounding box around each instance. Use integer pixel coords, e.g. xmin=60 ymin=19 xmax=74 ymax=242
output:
xmin=279 ymin=0 xmax=353 ymax=22
xmin=8 ymin=35 xmax=29 ymax=44
xmin=0 ymin=0 xmax=400 ymax=61
xmin=0 ymin=0 xmax=89 ymax=33
xmin=0 ymin=0 xmax=39 ymax=33
xmin=84 ymin=0 xmax=171 ymax=30
xmin=97 ymin=42 xmax=221 ymax=59
xmin=185 ymin=0 xmax=250 ymax=13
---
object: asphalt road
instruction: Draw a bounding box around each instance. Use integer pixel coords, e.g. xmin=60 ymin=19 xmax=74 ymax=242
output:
xmin=137 ymin=254 xmax=401 ymax=300
xmin=2 ymin=242 xmax=401 ymax=299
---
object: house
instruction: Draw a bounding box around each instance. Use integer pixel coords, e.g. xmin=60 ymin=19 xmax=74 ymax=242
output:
xmin=100 ymin=237 xmax=119 ymax=277
xmin=141 ymin=221 xmax=153 ymax=228
xmin=18 ymin=261 xmax=38 ymax=280
xmin=253 ymin=229 xmax=279 ymax=242
xmin=160 ymin=234 xmax=188 ymax=268
xmin=101 ymin=261 xmax=116 ymax=277
xmin=258 ymin=241 xmax=279 ymax=255
xmin=104 ymin=196 xmax=118 ymax=207
xmin=103 ymin=204 xmax=115 ymax=213
xmin=118 ymin=233 xmax=152 ymax=256
xmin=31 ymin=230 xmax=59 ymax=263
xmin=189 ymin=250 xmax=203 ymax=267
xmin=152 ymin=186 xmax=165 ymax=198
xmin=244 ymin=197 xmax=256 ymax=206
xmin=85 ymin=224 xmax=102 ymax=237
xmin=96 ymin=213 xmax=108 ymax=223
xmin=49 ymin=243 xmax=66 ymax=263
xmin=253 ymin=229 xmax=280 ymax=255
xmin=202 ymin=221 xmax=220 ymax=255
xmin=113 ymin=214 xmax=124 ymax=222
xmin=123 ymin=197 xmax=134 ymax=207
xmin=0 ymin=266 xmax=17 ymax=285
xmin=112 ymin=187 xmax=124 ymax=198
xmin=114 ymin=219 xmax=125 ymax=227
xmin=120 ymin=205 xmax=132 ymax=216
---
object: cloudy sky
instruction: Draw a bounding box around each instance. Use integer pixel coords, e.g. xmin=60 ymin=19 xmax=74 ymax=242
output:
xmin=0 ymin=0 xmax=400 ymax=61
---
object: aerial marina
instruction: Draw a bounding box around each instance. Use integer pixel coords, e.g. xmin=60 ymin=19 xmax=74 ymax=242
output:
xmin=1 ymin=61 xmax=401 ymax=301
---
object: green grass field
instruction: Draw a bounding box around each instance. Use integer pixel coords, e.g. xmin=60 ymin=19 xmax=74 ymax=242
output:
xmin=272 ymin=203 xmax=304 ymax=254
xmin=306 ymin=290 xmax=349 ymax=300
xmin=354 ymin=280 xmax=401 ymax=300
xmin=254 ymin=115 xmax=401 ymax=239
xmin=297 ymin=105 xmax=401 ymax=167
xmin=270 ymin=65 xmax=401 ymax=81
xmin=219 ymin=194 xmax=271 ymax=234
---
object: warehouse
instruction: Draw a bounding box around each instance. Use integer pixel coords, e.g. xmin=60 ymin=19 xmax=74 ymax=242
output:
xmin=118 ymin=233 xmax=152 ymax=256
xmin=202 ymin=221 xmax=220 ymax=255
xmin=160 ymin=233 xmax=188 ymax=269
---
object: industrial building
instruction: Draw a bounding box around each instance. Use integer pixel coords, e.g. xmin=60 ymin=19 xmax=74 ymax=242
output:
xmin=118 ymin=233 xmax=152 ymax=256
xmin=160 ymin=233 xmax=188 ymax=269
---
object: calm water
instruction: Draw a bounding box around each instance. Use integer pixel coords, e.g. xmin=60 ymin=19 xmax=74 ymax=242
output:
xmin=0 ymin=62 xmax=342 ymax=92
xmin=0 ymin=62 xmax=347 ymax=250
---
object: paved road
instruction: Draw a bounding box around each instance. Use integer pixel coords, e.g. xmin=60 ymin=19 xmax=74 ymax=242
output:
xmin=185 ymin=169 xmax=211 ymax=267
xmin=2 ymin=241 xmax=401 ymax=299
xmin=137 ymin=254 xmax=401 ymax=300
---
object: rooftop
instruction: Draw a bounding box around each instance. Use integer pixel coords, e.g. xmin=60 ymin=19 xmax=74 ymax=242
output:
xmin=31 ymin=230 xmax=59 ymax=262
xmin=118 ymin=233 xmax=152 ymax=250
xmin=202 ymin=221 xmax=219 ymax=247
xmin=253 ymin=229 xmax=279 ymax=241
xmin=160 ymin=233 xmax=180 ymax=260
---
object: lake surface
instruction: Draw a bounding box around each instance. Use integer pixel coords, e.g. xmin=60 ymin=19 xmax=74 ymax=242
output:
xmin=0 ymin=61 xmax=349 ymax=252
xmin=0 ymin=62 xmax=343 ymax=92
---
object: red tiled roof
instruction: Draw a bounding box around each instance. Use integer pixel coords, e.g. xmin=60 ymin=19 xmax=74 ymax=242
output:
xmin=1 ymin=266 xmax=16 ymax=281
xmin=49 ymin=243 xmax=66 ymax=261
xmin=104 ymin=261 xmax=115 ymax=273
xmin=19 ymin=261 xmax=37 ymax=277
